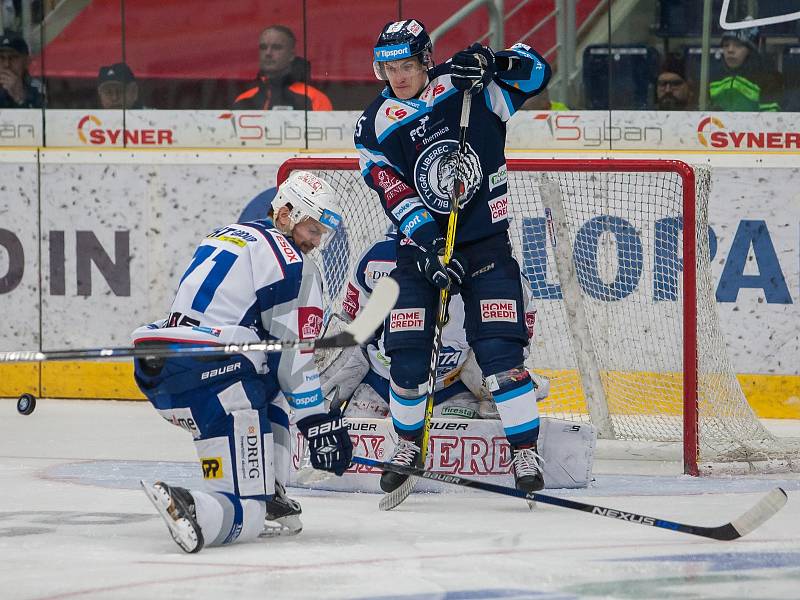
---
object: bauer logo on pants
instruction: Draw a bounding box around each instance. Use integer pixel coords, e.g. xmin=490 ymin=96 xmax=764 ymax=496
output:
xmin=480 ymin=299 xmax=517 ymax=322
xmin=389 ymin=308 xmax=425 ymax=331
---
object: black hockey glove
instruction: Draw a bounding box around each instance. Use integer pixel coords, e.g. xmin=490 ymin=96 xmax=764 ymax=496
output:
xmin=451 ymin=44 xmax=497 ymax=94
xmin=297 ymin=407 xmax=353 ymax=476
xmin=415 ymin=237 xmax=468 ymax=293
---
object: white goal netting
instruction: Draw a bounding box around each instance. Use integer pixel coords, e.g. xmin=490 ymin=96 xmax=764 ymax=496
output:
xmin=287 ymin=158 xmax=799 ymax=474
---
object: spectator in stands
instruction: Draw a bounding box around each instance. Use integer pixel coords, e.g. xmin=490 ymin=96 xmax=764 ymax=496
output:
xmin=656 ymin=54 xmax=695 ymax=110
xmin=0 ymin=31 xmax=43 ymax=108
xmin=709 ymin=21 xmax=783 ymax=112
xmin=234 ymin=25 xmax=332 ymax=110
xmin=97 ymin=63 xmax=143 ymax=109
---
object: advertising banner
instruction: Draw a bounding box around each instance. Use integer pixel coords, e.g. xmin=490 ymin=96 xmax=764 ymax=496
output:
xmin=0 ymin=109 xmax=793 ymax=152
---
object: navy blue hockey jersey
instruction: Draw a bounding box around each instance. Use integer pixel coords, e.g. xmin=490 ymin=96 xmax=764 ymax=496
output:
xmin=355 ymin=43 xmax=550 ymax=247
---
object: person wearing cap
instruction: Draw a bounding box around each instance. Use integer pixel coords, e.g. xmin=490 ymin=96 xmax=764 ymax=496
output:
xmin=656 ymin=54 xmax=695 ymax=110
xmin=234 ymin=25 xmax=332 ymax=110
xmin=709 ymin=20 xmax=783 ymax=112
xmin=0 ymin=30 xmax=43 ymax=108
xmin=97 ymin=62 xmax=142 ymax=109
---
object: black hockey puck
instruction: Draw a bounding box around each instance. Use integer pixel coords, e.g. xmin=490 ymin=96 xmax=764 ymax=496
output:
xmin=17 ymin=393 xmax=36 ymax=415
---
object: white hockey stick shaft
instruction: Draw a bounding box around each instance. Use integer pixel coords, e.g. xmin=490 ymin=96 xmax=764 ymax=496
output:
xmin=0 ymin=277 xmax=399 ymax=363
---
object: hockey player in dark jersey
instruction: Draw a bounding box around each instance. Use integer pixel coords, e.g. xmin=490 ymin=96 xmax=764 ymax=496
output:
xmin=355 ymin=19 xmax=551 ymax=494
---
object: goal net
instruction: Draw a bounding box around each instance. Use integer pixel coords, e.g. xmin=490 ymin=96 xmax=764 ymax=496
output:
xmin=278 ymin=157 xmax=799 ymax=475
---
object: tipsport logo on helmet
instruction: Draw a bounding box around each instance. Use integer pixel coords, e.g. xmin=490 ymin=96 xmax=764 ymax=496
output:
xmin=320 ymin=208 xmax=342 ymax=232
xmin=413 ymin=139 xmax=483 ymax=214
xmin=374 ymin=43 xmax=412 ymax=61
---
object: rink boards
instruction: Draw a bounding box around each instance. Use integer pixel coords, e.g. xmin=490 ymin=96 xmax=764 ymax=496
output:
xmin=0 ymin=127 xmax=798 ymax=416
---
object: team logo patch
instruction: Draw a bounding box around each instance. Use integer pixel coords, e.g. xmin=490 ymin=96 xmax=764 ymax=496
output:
xmin=375 ymin=169 xmax=414 ymax=207
xmin=406 ymin=20 xmax=423 ymax=37
xmin=525 ymin=310 xmax=536 ymax=338
xmin=389 ymin=308 xmax=425 ymax=332
xmin=488 ymin=195 xmax=508 ymax=223
xmin=298 ymin=306 xmax=324 ymax=353
xmin=201 ymin=457 xmax=223 ymax=479
xmin=480 ymin=299 xmax=517 ymax=322
xmin=413 ymin=139 xmax=483 ymax=214
xmin=271 ymin=231 xmax=301 ymax=264
xmin=343 ymin=283 xmax=360 ymax=320
xmin=384 ymin=104 xmax=409 ymax=121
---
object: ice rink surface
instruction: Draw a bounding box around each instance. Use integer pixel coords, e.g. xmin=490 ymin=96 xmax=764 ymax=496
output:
xmin=1 ymin=399 xmax=799 ymax=600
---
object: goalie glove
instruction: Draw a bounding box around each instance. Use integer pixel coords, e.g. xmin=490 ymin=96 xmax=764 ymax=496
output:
xmin=296 ymin=407 xmax=353 ymax=476
xmin=451 ymin=44 xmax=497 ymax=94
xmin=415 ymin=237 xmax=468 ymax=293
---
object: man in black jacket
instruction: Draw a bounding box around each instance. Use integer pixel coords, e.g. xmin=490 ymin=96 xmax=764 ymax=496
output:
xmin=0 ymin=31 xmax=43 ymax=108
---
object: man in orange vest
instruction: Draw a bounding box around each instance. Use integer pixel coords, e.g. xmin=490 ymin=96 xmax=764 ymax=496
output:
xmin=234 ymin=25 xmax=332 ymax=111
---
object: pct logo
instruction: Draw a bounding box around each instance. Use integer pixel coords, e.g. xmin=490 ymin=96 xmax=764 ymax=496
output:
xmin=697 ymin=116 xmax=725 ymax=147
xmin=385 ymin=105 xmax=409 ymax=121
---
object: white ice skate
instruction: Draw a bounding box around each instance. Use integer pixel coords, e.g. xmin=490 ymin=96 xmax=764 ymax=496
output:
xmin=141 ymin=480 xmax=204 ymax=553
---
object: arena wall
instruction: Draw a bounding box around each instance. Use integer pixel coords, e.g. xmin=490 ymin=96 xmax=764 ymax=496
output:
xmin=0 ymin=110 xmax=797 ymax=417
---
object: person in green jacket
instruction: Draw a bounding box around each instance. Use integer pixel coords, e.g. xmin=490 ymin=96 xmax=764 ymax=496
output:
xmin=709 ymin=20 xmax=783 ymax=112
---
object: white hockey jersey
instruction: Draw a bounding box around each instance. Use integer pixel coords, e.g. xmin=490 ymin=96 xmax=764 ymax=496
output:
xmin=133 ymin=220 xmax=326 ymax=421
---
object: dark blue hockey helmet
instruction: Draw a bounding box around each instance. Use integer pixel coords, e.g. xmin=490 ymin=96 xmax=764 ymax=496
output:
xmin=373 ymin=19 xmax=433 ymax=80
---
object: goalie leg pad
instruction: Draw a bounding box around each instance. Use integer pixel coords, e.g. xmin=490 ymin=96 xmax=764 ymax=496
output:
xmin=320 ymin=345 xmax=370 ymax=403
xmin=347 ymin=383 xmax=390 ymax=418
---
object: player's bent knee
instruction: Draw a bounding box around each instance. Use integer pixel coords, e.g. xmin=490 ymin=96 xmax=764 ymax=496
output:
xmin=388 ymin=348 xmax=429 ymax=389
xmin=471 ymin=337 xmax=525 ymax=375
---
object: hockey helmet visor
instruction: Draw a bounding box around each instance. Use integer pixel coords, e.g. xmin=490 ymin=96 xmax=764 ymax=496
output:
xmin=272 ymin=170 xmax=343 ymax=248
xmin=373 ymin=19 xmax=433 ymax=80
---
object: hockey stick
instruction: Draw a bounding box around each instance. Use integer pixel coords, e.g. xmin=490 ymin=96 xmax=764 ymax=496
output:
xmin=0 ymin=277 xmax=399 ymax=363
xmin=380 ymin=91 xmax=473 ymax=512
xmin=359 ymin=456 xmax=788 ymax=540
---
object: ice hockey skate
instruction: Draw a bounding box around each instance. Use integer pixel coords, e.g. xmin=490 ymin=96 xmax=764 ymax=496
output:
xmin=140 ymin=480 xmax=204 ymax=553
xmin=380 ymin=438 xmax=422 ymax=493
xmin=511 ymin=443 xmax=545 ymax=494
xmin=261 ymin=481 xmax=303 ymax=537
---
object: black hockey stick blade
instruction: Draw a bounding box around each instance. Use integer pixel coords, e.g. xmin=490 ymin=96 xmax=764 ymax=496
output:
xmin=0 ymin=277 xmax=399 ymax=363
xmin=355 ymin=456 xmax=788 ymax=540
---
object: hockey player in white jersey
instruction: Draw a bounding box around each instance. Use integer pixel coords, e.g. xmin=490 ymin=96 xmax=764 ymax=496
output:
xmin=355 ymin=20 xmax=551 ymax=494
xmin=321 ymin=229 xmax=549 ymax=419
xmin=133 ymin=171 xmax=351 ymax=553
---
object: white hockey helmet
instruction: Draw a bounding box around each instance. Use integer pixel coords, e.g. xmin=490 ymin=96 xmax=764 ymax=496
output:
xmin=272 ymin=170 xmax=343 ymax=248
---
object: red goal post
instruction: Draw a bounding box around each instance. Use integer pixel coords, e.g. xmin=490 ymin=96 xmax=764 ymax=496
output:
xmin=277 ymin=157 xmax=794 ymax=476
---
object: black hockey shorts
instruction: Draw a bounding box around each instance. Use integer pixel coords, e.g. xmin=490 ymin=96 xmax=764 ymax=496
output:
xmin=383 ymin=231 xmax=528 ymax=356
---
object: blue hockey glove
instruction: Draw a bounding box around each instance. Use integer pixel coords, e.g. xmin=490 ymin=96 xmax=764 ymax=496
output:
xmin=297 ymin=407 xmax=353 ymax=476
xmin=415 ymin=237 xmax=468 ymax=293
xmin=451 ymin=44 xmax=496 ymax=94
